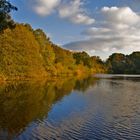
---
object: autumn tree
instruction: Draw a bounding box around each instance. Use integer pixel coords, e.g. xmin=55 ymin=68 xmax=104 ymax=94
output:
xmin=73 ymin=51 xmax=92 ymax=68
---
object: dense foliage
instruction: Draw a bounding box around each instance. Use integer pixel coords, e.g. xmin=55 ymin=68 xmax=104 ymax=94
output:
xmin=106 ymin=52 xmax=140 ymax=74
xmin=0 ymin=22 xmax=139 ymax=80
xmin=0 ymin=23 xmax=107 ymax=80
xmin=0 ymin=1 xmax=139 ymax=80
xmin=0 ymin=24 xmax=47 ymax=80
xmin=0 ymin=0 xmax=17 ymax=32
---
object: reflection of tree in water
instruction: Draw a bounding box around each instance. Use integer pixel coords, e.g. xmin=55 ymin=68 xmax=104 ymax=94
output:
xmin=74 ymin=77 xmax=98 ymax=92
xmin=0 ymin=77 xmax=97 ymax=139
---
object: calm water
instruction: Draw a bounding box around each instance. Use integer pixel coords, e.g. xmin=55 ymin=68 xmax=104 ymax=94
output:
xmin=0 ymin=75 xmax=140 ymax=140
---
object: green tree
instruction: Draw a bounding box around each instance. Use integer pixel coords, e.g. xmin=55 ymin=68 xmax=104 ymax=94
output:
xmin=73 ymin=51 xmax=92 ymax=68
xmin=126 ymin=52 xmax=140 ymax=74
xmin=0 ymin=0 xmax=17 ymax=32
xmin=106 ymin=53 xmax=126 ymax=74
xmin=106 ymin=52 xmax=140 ymax=74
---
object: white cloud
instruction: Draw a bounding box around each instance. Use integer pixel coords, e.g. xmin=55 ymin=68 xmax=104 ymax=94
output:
xmin=64 ymin=7 xmax=140 ymax=59
xmin=32 ymin=0 xmax=94 ymax=25
xmin=31 ymin=2 xmax=140 ymax=59
xmin=33 ymin=0 xmax=60 ymax=16
xmin=82 ymin=27 xmax=111 ymax=37
xmin=58 ymin=0 xmax=95 ymax=25
xmin=101 ymin=6 xmax=140 ymax=29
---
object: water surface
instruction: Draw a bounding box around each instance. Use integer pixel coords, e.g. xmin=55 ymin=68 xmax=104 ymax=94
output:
xmin=0 ymin=75 xmax=140 ymax=140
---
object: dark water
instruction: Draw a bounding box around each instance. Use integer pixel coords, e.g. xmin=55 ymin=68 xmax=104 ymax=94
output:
xmin=0 ymin=75 xmax=140 ymax=140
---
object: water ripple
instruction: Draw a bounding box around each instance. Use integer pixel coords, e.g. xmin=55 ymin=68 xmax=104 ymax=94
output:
xmin=0 ymin=75 xmax=140 ymax=140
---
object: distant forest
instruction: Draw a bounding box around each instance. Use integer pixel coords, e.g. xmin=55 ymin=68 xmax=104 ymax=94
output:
xmin=0 ymin=0 xmax=140 ymax=81
xmin=106 ymin=52 xmax=140 ymax=74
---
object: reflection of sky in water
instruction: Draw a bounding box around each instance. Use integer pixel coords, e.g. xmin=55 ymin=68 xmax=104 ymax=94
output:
xmin=47 ymin=92 xmax=87 ymax=123
xmin=0 ymin=75 xmax=140 ymax=140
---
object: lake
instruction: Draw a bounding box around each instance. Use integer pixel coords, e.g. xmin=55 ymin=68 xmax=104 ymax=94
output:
xmin=0 ymin=75 xmax=140 ymax=140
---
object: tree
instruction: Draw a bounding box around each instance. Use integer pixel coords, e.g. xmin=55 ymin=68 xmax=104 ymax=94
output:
xmin=127 ymin=52 xmax=140 ymax=74
xmin=33 ymin=28 xmax=55 ymax=67
xmin=0 ymin=0 xmax=17 ymax=32
xmin=73 ymin=51 xmax=92 ymax=68
xmin=91 ymin=56 xmax=107 ymax=73
xmin=106 ymin=53 xmax=126 ymax=74
xmin=106 ymin=52 xmax=140 ymax=74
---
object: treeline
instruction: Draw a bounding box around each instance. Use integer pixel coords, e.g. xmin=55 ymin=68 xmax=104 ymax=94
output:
xmin=0 ymin=1 xmax=139 ymax=81
xmin=0 ymin=23 xmax=107 ymax=80
xmin=0 ymin=23 xmax=140 ymax=80
xmin=106 ymin=52 xmax=140 ymax=74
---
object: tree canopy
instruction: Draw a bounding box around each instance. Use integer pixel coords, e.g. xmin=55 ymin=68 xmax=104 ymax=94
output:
xmin=0 ymin=0 xmax=17 ymax=32
xmin=106 ymin=52 xmax=140 ymax=74
xmin=0 ymin=23 xmax=107 ymax=80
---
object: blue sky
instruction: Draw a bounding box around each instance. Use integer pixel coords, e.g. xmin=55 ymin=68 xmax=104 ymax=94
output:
xmin=11 ymin=0 xmax=140 ymax=59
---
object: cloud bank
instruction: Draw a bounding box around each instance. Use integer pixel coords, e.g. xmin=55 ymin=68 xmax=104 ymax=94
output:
xmin=64 ymin=7 xmax=140 ymax=59
xmin=33 ymin=0 xmax=94 ymax=25
xmin=31 ymin=1 xmax=140 ymax=59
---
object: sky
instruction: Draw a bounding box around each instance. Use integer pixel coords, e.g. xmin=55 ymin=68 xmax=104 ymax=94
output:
xmin=11 ymin=0 xmax=140 ymax=59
